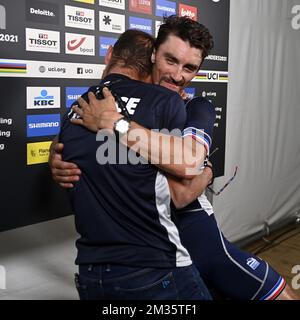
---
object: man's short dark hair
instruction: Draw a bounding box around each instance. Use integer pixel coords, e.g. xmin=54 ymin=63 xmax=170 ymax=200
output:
xmin=107 ymin=29 xmax=155 ymax=78
xmin=156 ymin=15 xmax=214 ymax=59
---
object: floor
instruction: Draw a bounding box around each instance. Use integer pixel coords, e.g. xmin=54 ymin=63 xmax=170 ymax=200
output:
xmin=244 ymin=223 xmax=300 ymax=299
xmin=0 ymin=217 xmax=299 ymax=300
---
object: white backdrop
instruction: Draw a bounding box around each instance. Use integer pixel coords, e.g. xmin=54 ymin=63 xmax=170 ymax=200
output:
xmin=213 ymin=0 xmax=300 ymax=242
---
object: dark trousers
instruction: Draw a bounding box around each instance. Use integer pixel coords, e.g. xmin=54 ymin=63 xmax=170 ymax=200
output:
xmin=75 ymin=263 xmax=212 ymax=300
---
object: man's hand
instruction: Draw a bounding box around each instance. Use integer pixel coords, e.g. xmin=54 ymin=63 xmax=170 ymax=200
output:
xmin=71 ymin=89 xmax=122 ymax=132
xmin=49 ymin=140 xmax=81 ymax=188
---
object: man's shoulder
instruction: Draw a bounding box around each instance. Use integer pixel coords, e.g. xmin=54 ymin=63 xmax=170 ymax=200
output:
xmin=143 ymin=82 xmax=182 ymax=98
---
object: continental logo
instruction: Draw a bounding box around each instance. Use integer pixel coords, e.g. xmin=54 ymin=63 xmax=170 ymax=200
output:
xmin=27 ymin=141 xmax=52 ymax=165
xmin=0 ymin=62 xmax=27 ymax=74
xmin=193 ymin=71 xmax=228 ymax=83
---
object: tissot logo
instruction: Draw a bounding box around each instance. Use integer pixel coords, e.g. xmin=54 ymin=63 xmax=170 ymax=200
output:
xmin=99 ymin=0 xmax=125 ymax=11
xmin=155 ymin=0 xmax=176 ymax=18
xmin=99 ymin=11 xmax=125 ymax=34
xmin=65 ymin=5 xmax=95 ymax=30
xmin=26 ymin=0 xmax=59 ymax=25
xmin=129 ymin=0 xmax=152 ymax=15
xmin=27 ymin=87 xmax=60 ymax=109
xmin=179 ymin=4 xmax=197 ymax=21
xmin=0 ymin=5 xmax=6 ymax=30
xmin=26 ymin=28 xmax=60 ymax=53
xmin=129 ymin=16 xmax=152 ymax=35
xmin=65 ymin=33 xmax=95 ymax=56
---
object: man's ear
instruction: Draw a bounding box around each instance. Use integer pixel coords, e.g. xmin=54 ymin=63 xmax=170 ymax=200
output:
xmin=105 ymin=46 xmax=113 ymax=65
xmin=151 ymin=49 xmax=156 ymax=64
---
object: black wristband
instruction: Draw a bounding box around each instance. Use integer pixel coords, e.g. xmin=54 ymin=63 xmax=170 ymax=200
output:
xmin=204 ymin=163 xmax=214 ymax=186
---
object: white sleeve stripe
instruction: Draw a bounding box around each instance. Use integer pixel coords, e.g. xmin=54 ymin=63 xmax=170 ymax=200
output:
xmin=183 ymin=127 xmax=212 ymax=148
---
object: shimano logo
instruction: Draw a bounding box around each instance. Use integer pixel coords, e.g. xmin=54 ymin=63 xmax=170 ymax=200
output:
xmin=0 ymin=5 xmax=6 ymax=29
xmin=157 ymin=5 xmax=174 ymax=13
xmin=130 ymin=23 xmax=151 ymax=31
xmin=68 ymin=94 xmax=81 ymax=100
xmin=30 ymin=7 xmax=55 ymax=17
xmin=29 ymin=122 xmax=59 ymax=129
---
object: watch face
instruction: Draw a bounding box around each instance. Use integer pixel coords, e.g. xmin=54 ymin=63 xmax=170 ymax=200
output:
xmin=115 ymin=119 xmax=130 ymax=134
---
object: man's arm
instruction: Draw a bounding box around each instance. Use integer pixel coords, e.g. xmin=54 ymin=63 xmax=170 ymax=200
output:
xmin=167 ymin=166 xmax=213 ymax=210
xmin=49 ymin=136 xmax=81 ymax=188
xmin=72 ymin=90 xmax=206 ymax=179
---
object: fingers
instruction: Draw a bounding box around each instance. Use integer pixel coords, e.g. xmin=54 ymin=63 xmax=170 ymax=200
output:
xmin=71 ymin=105 xmax=84 ymax=116
xmin=88 ymin=91 xmax=97 ymax=102
xmin=51 ymin=157 xmax=80 ymax=171
xmin=53 ymin=170 xmax=80 ymax=181
xmin=59 ymin=183 xmax=75 ymax=189
xmin=77 ymin=96 xmax=89 ymax=109
xmin=54 ymin=142 xmax=64 ymax=153
xmin=102 ymin=87 xmax=113 ymax=98
xmin=70 ymin=118 xmax=84 ymax=126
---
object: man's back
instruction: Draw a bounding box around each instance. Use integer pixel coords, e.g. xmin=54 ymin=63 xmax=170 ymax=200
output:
xmin=59 ymin=73 xmax=190 ymax=268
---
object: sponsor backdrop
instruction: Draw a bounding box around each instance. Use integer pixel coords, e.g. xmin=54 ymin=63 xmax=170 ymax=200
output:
xmin=0 ymin=0 xmax=229 ymax=231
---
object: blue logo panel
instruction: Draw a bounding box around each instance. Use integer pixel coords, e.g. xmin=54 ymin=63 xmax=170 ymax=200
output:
xmin=27 ymin=114 xmax=61 ymax=137
xmin=99 ymin=36 xmax=118 ymax=57
xmin=65 ymin=87 xmax=89 ymax=108
xmin=129 ymin=16 xmax=152 ymax=35
xmin=155 ymin=0 xmax=176 ymax=17
xmin=185 ymin=87 xmax=196 ymax=99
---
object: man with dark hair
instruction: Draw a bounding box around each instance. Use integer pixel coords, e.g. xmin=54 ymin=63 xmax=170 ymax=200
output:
xmin=52 ymin=16 xmax=297 ymax=300
xmin=59 ymin=28 xmax=211 ymax=300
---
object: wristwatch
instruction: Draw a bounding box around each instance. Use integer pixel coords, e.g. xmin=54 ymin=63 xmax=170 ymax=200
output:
xmin=113 ymin=116 xmax=131 ymax=135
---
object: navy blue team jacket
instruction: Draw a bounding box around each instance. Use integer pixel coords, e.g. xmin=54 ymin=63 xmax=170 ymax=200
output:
xmin=59 ymin=74 xmax=192 ymax=268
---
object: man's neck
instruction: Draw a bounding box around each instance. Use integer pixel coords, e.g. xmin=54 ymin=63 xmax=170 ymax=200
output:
xmin=106 ymin=66 xmax=140 ymax=81
xmin=103 ymin=65 xmax=152 ymax=84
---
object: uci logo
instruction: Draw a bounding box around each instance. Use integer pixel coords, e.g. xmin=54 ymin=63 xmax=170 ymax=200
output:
xmin=207 ymin=72 xmax=219 ymax=81
xmin=292 ymin=5 xmax=300 ymax=30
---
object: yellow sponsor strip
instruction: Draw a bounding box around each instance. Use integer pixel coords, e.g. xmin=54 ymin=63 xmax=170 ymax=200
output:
xmin=27 ymin=141 xmax=52 ymax=165
xmin=73 ymin=0 xmax=95 ymax=4
xmin=0 ymin=69 xmax=27 ymax=73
